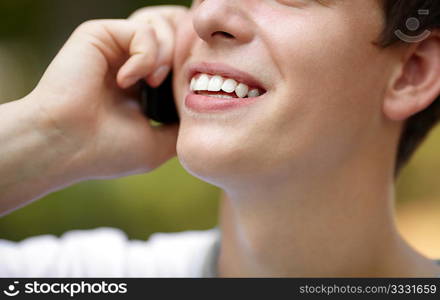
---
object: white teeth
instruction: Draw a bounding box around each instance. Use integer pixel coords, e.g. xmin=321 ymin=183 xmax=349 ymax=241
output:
xmin=235 ymin=83 xmax=249 ymax=98
xmin=207 ymin=75 xmax=224 ymax=92
xmin=190 ymin=77 xmax=197 ymax=90
xmin=194 ymin=74 xmax=210 ymax=91
xmin=190 ymin=73 xmax=263 ymax=98
xmin=247 ymin=89 xmax=260 ymax=98
xmin=210 ymin=94 xmax=234 ymax=99
xmin=198 ymin=92 xmax=233 ymax=99
xmin=221 ymin=79 xmax=238 ymax=93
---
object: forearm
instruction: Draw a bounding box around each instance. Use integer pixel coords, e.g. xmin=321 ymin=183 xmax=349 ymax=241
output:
xmin=0 ymin=97 xmax=80 ymax=215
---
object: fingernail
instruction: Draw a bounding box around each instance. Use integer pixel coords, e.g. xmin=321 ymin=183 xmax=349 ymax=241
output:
xmin=151 ymin=65 xmax=170 ymax=86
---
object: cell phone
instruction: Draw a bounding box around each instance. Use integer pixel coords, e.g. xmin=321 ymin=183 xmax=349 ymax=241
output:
xmin=139 ymin=73 xmax=179 ymax=124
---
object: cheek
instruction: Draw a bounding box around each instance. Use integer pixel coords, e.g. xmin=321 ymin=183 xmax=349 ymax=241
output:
xmin=264 ymin=3 xmax=385 ymax=107
xmin=256 ymin=9 xmax=390 ymax=167
xmin=173 ymin=15 xmax=197 ymax=108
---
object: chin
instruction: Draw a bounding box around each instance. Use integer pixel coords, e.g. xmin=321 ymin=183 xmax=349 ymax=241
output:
xmin=176 ymin=123 xmax=264 ymax=188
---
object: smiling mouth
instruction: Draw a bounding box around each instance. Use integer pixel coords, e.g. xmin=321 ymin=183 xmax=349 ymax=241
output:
xmin=189 ymin=73 xmax=266 ymax=99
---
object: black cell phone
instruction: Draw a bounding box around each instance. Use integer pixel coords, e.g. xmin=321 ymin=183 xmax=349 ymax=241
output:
xmin=139 ymin=73 xmax=179 ymax=124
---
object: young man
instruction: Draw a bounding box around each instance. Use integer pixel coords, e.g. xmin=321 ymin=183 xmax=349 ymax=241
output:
xmin=0 ymin=0 xmax=440 ymax=277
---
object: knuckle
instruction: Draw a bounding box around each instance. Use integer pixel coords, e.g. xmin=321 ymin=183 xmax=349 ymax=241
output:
xmin=167 ymin=5 xmax=189 ymax=14
xmin=130 ymin=20 xmax=155 ymax=37
xmin=74 ymin=20 xmax=113 ymax=39
xmin=143 ymin=24 xmax=156 ymax=36
xmin=76 ymin=20 xmax=101 ymax=32
xmin=143 ymin=53 xmax=156 ymax=67
xmin=128 ymin=7 xmax=152 ymax=20
xmin=75 ymin=19 xmax=121 ymax=35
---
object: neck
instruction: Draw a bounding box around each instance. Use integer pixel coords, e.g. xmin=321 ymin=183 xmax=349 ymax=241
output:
xmin=217 ymin=156 xmax=439 ymax=277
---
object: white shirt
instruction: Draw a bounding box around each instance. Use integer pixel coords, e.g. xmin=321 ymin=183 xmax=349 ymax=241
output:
xmin=0 ymin=228 xmax=220 ymax=278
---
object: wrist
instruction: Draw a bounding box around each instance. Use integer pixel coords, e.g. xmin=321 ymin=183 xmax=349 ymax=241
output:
xmin=0 ymin=96 xmax=88 ymax=213
xmin=21 ymin=95 xmax=87 ymax=188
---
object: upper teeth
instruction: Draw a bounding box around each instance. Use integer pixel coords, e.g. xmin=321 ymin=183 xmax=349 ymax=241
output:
xmin=190 ymin=73 xmax=261 ymax=98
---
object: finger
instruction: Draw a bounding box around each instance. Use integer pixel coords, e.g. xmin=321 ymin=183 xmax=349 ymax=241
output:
xmin=128 ymin=16 xmax=175 ymax=88
xmin=128 ymin=5 xmax=188 ymax=24
xmin=141 ymin=17 xmax=175 ymax=87
xmin=117 ymin=24 xmax=159 ymax=88
xmin=75 ymin=20 xmax=160 ymax=89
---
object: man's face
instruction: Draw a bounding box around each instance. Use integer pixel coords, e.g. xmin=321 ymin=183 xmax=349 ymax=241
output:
xmin=172 ymin=0 xmax=395 ymax=187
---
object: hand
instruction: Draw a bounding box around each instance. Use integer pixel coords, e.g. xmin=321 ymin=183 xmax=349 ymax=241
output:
xmin=27 ymin=6 xmax=189 ymax=180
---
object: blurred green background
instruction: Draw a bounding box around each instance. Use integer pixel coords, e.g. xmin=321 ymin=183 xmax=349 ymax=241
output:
xmin=0 ymin=1 xmax=439 ymax=254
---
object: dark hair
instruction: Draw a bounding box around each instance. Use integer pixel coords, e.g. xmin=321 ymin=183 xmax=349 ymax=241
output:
xmin=378 ymin=0 xmax=440 ymax=175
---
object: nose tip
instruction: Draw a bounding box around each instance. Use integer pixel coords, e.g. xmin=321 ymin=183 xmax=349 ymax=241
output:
xmin=193 ymin=0 xmax=255 ymax=45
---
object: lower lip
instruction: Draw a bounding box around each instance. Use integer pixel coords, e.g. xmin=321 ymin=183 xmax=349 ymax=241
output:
xmin=184 ymin=92 xmax=261 ymax=113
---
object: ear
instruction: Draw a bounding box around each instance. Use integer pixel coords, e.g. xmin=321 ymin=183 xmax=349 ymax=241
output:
xmin=384 ymin=31 xmax=440 ymax=121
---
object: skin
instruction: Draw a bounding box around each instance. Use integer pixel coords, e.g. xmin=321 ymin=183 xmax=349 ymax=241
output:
xmin=175 ymin=0 xmax=394 ymax=187
xmin=0 ymin=1 xmax=440 ymax=276
xmin=172 ymin=0 xmax=440 ymax=276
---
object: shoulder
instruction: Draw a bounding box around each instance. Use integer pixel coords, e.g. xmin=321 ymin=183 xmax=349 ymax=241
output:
xmin=0 ymin=227 xmax=220 ymax=278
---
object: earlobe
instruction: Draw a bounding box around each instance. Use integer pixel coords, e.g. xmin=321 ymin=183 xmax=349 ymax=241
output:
xmin=384 ymin=93 xmax=419 ymax=121
xmin=383 ymin=32 xmax=440 ymax=122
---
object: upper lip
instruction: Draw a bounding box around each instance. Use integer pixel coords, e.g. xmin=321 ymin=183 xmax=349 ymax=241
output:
xmin=186 ymin=62 xmax=267 ymax=92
